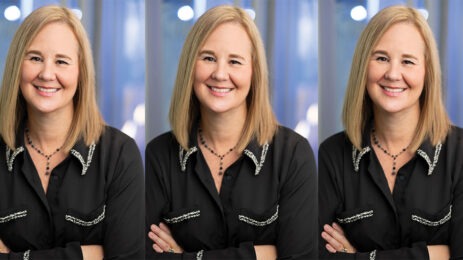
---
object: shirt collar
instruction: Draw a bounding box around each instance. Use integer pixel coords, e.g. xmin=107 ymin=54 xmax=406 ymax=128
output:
xmin=178 ymin=122 xmax=270 ymax=175
xmin=6 ymin=121 xmax=96 ymax=176
xmin=352 ymin=122 xmax=442 ymax=176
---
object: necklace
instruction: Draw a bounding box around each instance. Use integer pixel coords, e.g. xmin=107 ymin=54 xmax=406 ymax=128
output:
xmin=371 ymin=128 xmax=409 ymax=175
xmin=25 ymin=128 xmax=63 ymax=176
xmin=198 ymin=128 xmax=236 ymax=175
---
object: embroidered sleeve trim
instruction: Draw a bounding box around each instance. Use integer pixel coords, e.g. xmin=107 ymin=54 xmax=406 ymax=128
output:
xmin=196 ymin=250 xmax=204 ymax=260
xmin=238 ymin=205 xmax=279 ymax=226
xmin=0 ymin=210 xmax=27 ymax=223
xmin=179 ymin=145 xmax=198 ymax=172
xmin=243 ymin=143 xmax=269 ymax=175
xmin=352 ymin=146 xmax=371 ymax=172
xmin=70 ymin=143 xmax=96 ymax=175
xmin=417 ymin=142 xmax=442 ymax=175
xmin=411 ymin=205 xmax=452 ymax=226
xmin=23 ymin=250 xmax=30 ymax=260
xmin=369 ymin=250 xmax=376 ymax=260
xmin=65 ymin=205 xmax=106 ymax=226
xmin=337 ymin=210 xmax=373 ymax=224
xmin=6 ymin=146 xmax=25 ymax=172
xmin=164 ymin=210 xmax=200 ymax=224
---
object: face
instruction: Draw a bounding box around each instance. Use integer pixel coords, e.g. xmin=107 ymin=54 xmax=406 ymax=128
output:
xmin=366 ymin=22 xmax=426 ymax=116
xmin=193 ymin=22 xmax=253 ymax=116
xmin=20 ymin=22 xmax=79 ymax=116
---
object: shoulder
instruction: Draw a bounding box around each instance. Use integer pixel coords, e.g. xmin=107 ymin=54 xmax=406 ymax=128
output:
xmin=146 ymin=131 xmax=177 ymax=153
xmin=98 ymin=126 xmax=138 ymax=149
xmin=320 ymin=131 xmax=350 ymax=150
xmin=272 ymin=126 xmax=311 ymax=148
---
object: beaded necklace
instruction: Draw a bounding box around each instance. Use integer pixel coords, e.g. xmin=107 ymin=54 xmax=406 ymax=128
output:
xmin=198 ymin=128 xmax=236 ymax=175
xmin=25 ymin=128 xmax=63 ymax=175
xmin=371 ymin=128 xmax=409 ymax=175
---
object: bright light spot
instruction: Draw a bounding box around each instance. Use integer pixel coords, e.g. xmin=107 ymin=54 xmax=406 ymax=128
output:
xmin=306 ymin=103 xmax=318 ymax=125
xmin=4 ymin=5 xmax=21 ymax=21
xmin=418 ymin=9 xmax=429 ymax=20
xmin=178 ymin=5 xmax=194 ymax=21
xmin=121 ymin=121 xmax=137 ymax=138
xmin=71 ymin=8 xmax=83 ymax=20
xmin=350 ymin=5 xmax=367 ymax=21
xmin=133 ymin=103 xmax=145 ymax=125
xmin=245 ymin=8 xmax=256 ymax=20
xmin=295 ymin=121 xmax=310 ymax=139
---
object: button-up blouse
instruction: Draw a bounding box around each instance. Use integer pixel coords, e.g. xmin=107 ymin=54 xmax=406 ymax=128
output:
xmin=0 ymin=125 xmax=145 ymax=259
xmin=319 ymin=126 xmax=463 ymax=259
xmin=146 ymin=126 xmax=318 ymax=259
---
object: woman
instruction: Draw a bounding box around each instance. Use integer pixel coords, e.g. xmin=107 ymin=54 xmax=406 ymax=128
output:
xmin=0 ymin=6 xmax=144 ymax=259
xmin=319 ymin=5 xmax=462 ymax=260
xmin=145 ymin=5 xmax=317 ymax=259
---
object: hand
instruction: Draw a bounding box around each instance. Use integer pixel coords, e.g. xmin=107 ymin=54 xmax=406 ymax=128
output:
xmin=254 ymin=245 xmax=277 ymax=260
xmin=321 ymin=223 xmax=357 ymax=254
xmin=0 ymin=239 xmax=10 ymax=253
xmin=427 ymin=245 xmax=449 ymax=260
xmin=148 ymin=222 xmax=184 ymax=254
xmin=81 ymin=245 xmax=103 ymax=260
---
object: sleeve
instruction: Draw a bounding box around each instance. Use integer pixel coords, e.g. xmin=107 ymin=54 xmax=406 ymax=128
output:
xmin=318 ymin=141 xmax=429 ymax=260
xmin=275 ymin=138 xmax=318 ymax=259
xmin=144 ymin=138 xmax=262 ymax=259
xmin=450 ymin=159 xmax=463 ymax=259
xmin=103 ymin=137 xmax=145 ymax=259
xmin=0 ymin=242 xmax=82 ymax=259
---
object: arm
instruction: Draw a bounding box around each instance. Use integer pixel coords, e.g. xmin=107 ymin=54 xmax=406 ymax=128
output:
xmin=102 ymin=137 xmax=145 ymax=259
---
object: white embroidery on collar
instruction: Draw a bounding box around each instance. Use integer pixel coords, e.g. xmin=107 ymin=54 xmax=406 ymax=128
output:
xmin=179 ymin=145 xmax=198 ymax=172
xmin=352 ymin=146 xmax=371 ymax=172
xmin=6 ymin=146 xmax=25 ymax=172
xmin=243 ymin=143 xmax=269 ymax=175
xmin=70 ymin=143 xmax=96 ymax=175
xmin=416 ymin=142 xmax=442 ymax=175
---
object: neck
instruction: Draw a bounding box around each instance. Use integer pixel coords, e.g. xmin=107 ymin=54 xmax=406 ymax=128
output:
xmin=26 ymin=111 xmax=72 ymax=152
xmin=199 ymin=109 xmax=246 ymax=152
xmin=372 ymin=108 xmax=419 ymax=151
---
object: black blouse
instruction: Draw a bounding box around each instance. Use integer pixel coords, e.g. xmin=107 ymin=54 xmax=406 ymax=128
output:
xmin=0 ymin=126 xmax=145 ymax=259
xmin=145 ymin=125 xmax=318 ymax=259
xmin=319 ymin=126 xmax=463 ymax=259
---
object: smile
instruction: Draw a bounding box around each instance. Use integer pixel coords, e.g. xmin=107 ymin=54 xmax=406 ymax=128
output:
xmin=36 ymin=86 xmax=59 ymax=93
xmin=209 ymin=86 xmax=232 ymax=93
xmin=382 ymin=86 xmax=405 ymax=93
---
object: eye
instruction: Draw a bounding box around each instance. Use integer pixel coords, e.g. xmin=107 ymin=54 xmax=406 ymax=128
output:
xmin=230 ymin=59 xmax=242 ymax=65
xmin=202 ymin=56 xmax=216 ymax=62
xmin=57 ymin=59 xmax=70 ymax=65
xmin=29 ymin=56 xmax=42 ymax=62
xmin=375 ymin=56 xmax=388 ymax=62
xmin=403 ymin=59 xmax=415 ymax=65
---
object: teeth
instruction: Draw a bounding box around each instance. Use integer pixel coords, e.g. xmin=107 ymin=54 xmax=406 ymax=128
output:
xmin=384 ymin=87 xmax=404 ymax=93
xmin=211 ymin=87 xmax=231 ymax=93
xmin=38 ymin=87 xmax=58 ymax=93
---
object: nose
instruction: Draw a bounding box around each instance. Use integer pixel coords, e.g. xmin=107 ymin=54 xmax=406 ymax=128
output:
xmin=384 ymin=61 xmax=401 ymax=81
xmin=211 ymin=61 xmax=228 ymax=81
xmin=38 ymin=61 xmax=57 ymax=81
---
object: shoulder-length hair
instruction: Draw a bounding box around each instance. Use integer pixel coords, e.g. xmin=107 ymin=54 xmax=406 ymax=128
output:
xmin=342 ymin=5 xmax=450 ymax=151
xmin=169 ymin=5 xmax=278 ymax=152
xmin=0 ymin=5 xmax=105 ymax=152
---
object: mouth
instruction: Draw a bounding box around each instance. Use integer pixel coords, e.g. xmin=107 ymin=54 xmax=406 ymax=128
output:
xmin=381 ymin=85 xmax=406 ymax=93
xmin=35 ymin=85 xmax=60 ymax=93
xmin=208 ymin=85 xmax=233 ymax=93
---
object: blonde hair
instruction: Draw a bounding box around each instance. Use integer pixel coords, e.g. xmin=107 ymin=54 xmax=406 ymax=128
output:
xmin=342 ymin=5 xmax=450 ymax=151
xmin=0 ymin=5 xmax=105 ymax=151
xmin=169 ymin=5 xmax=278 ymax=152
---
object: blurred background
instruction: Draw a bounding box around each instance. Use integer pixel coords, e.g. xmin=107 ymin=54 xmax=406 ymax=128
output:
xmin=0 ymin=0 xmax=462 ymax=159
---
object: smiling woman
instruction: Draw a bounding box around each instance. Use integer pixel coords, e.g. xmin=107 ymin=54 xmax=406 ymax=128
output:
xmin=145 ymin=5 xmax=318 ymax=260
xmin=0 ymin=5 xmax=144 ymax=259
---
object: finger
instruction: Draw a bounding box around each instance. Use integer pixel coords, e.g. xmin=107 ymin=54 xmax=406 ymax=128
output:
xmin=153 ymin=243 xmax=164 ymax=253
xmin=150 ymin=224 xmax=159 ymax=232
xmin=159 ymin=222 xmax=172 ymax=235
xmin=153 ymin=225 xmax=178 ymax=248
xmin=321 ymin=231 xmax=344 ymax=251
xmin=149 ymin=231 xmax=171 ymax=252
xmin=326 ymin=243 xmax=337 ymax=253
xmin=332 ymin=222 xmax=345 ymax=235
xmin=324 ymin=224 xmax=350 ymax=249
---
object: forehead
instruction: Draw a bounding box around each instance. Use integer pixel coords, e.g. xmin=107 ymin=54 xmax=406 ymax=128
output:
xmin=374 ymin=22 xmax=425 ymax=53
xmin=201 ymin=22 xmax=252 ymax=54
xmin=28 ymin=22 xmax=79 ymax=55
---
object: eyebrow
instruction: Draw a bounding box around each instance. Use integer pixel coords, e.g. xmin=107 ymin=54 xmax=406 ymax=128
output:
xmin=199 ymin=49 xmax=247 ymax=61
xmin=25 ymin=50 xmax=73 ymax=61
xmin=372 ymin=50 xmax=420 ymax=60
